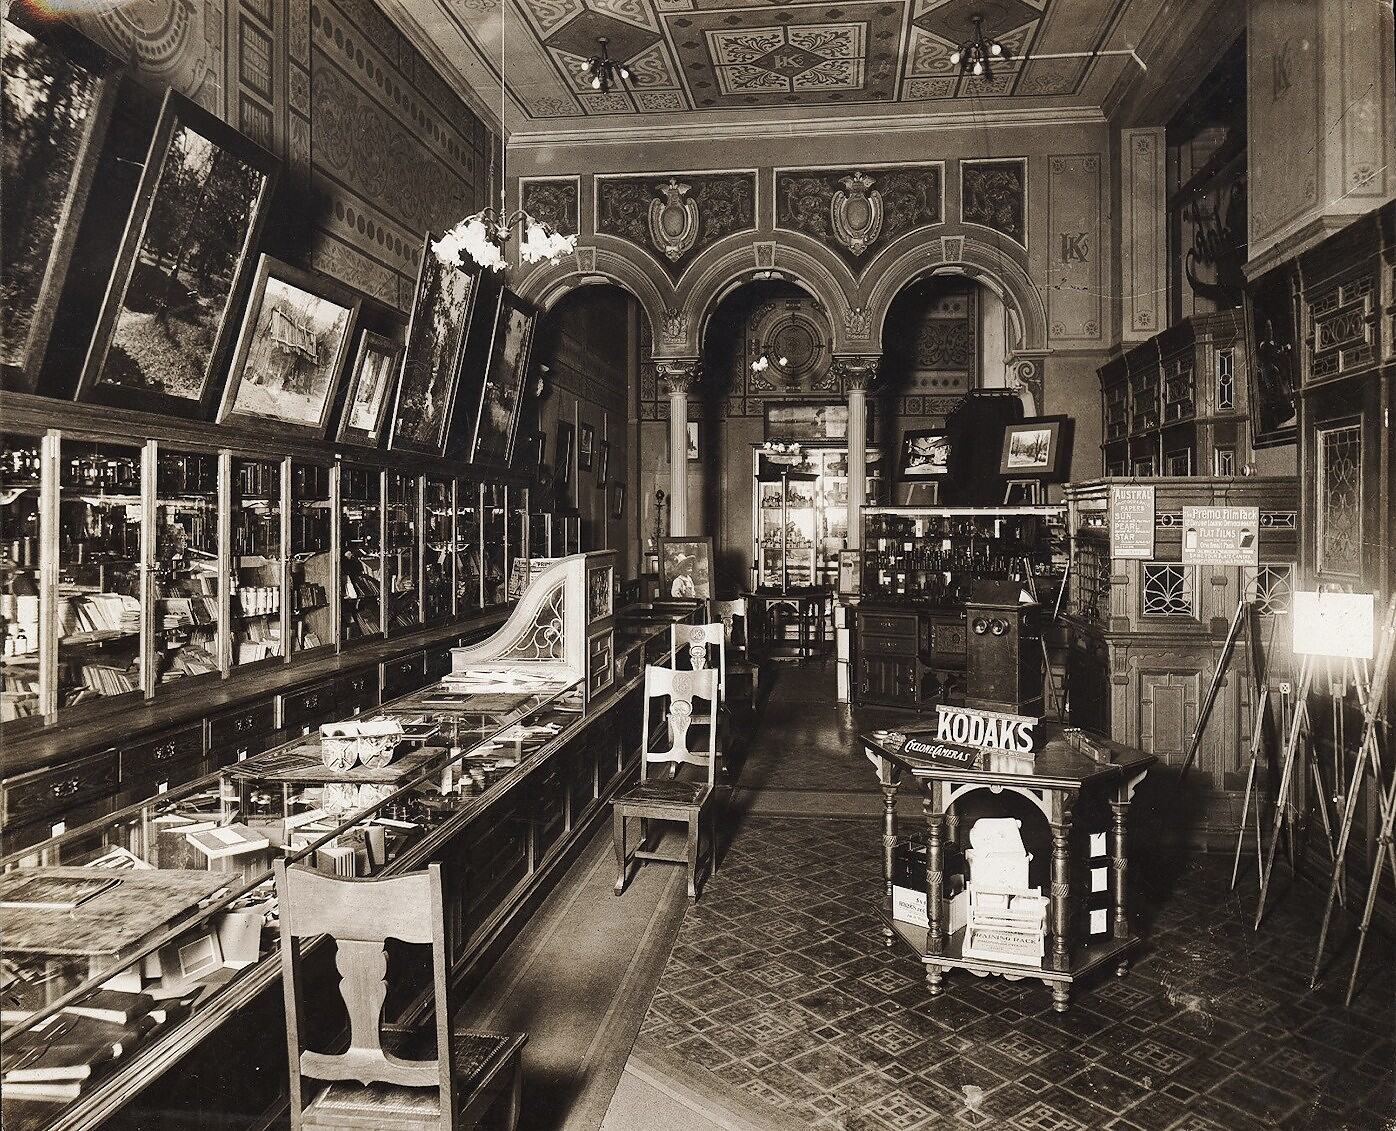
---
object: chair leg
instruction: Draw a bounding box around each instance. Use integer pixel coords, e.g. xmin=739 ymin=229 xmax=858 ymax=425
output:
xmin=613 ymin=808 xmax=630 ymax=895
xmin=505 ymin=1051 xmax=524 ymax=1131
xmin=686 ymin=813 xmax=699 ymax=902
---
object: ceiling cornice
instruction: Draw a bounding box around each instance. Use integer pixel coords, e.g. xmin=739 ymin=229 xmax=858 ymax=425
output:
xmin=505 ymin=105 xmax=1108 ymax=150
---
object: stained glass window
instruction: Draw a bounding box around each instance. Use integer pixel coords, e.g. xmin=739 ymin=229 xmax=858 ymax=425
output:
xmin=1317 ymin=424 xmax=1362 ymax=576
xmin=1216 ymin=348 xmax=1235 ymax=410
xmin=1244 ymin=564 xmax=1293 ymax=618
xmin=1142 ymin=564 xmax=1193 ymax=617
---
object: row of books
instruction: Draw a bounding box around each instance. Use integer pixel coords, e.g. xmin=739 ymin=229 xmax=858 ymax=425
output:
xmin=63 ymin=593 xmax=140 ymax=635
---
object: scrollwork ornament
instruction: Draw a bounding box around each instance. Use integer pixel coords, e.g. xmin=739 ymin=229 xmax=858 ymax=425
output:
xmin=648 ymin=179 xmax=699 ymax=263
xmin=830 ymin=172 xmax=884 ymax=256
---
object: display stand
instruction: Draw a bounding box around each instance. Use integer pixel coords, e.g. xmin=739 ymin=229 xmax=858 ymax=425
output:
xmin=1003 ymin=480 xmax=1044 ymax=505
xmin=1177 ymin=596 xmax=1253 ymax=786
xmin=1230 ymin=606 xmax=1278 ymax=890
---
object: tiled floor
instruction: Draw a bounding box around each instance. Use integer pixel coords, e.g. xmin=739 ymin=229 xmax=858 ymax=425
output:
xmin=630 ymin=665 xmax=1396 ymax=1131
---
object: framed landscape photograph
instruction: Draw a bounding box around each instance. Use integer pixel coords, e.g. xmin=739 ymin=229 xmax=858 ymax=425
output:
xmin=764 ymin=401 xmax=871 ymax=443
xmin=217 ymin=255 xmax=360 ymax=438
xmin=337 ymin=330 xmax=402 ymax=447
xmin=998 ymin=415 xmax=1073 ymax=481
xmin=597 ymin=439 xmax=610 ymax=484
xmin=900 ymin=428 xmax=951 ymax=480
xmin=578 ymin=423 xmax=594 ymax=471
xmin=389 ymin=234 xmax=480 ymax=455
xmin=76 ymin=88 xmax=279 ymax=418
xmin=659 ymin=536 xmax=714 ymax=600
xmin=469 ymin=289 xmax=536 ymax=469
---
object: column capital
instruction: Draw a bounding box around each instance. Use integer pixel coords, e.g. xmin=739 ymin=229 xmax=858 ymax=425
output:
xmin=833 ymin=355 xmax=881 ymax=393
xmin=656 ymin=358 xmax=701 ymax=395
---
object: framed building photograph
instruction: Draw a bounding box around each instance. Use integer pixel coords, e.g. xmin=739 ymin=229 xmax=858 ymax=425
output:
xmin=578 ymin=423 xmax=594 ymax=471
xmin=389 ymin=234 xmax=480 ymax=455
xmin=217 ymin=255 xmax=360 ymax=439
xmin=659 ymin=536 xmax=714 ymax=600
xmin=900 ymin=428 xmax=951 ymax=479
xmin=469 ymin=289 xmax=536 ymax=469
xmin=597 ymin=440 xmax=610 ymax=483
xmin=337 ymin=330 xmax=402 ymax=447
xmin=998 ymin=416 xmax=1073 ymax=481
xmin=76 ymin=88 xmax=279 ymax=418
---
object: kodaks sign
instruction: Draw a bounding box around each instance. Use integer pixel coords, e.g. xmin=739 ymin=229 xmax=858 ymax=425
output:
xmin=901 ymin=705 xmax=1039 ymax=768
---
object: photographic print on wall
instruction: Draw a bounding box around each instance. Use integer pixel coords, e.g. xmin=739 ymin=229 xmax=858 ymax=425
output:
xmin=611 ymin=483 xmax=626 ymax=520
xmin=338 ymin=331 xmax=402 ymax=447
xmin=660 ymin=536 xmax=714 ymax=600
xmin=597 ymin=440 xmax=610 ymax=484
xmin=1244 ymin=263 xmax=1300 ymax=447
xmin=998 ymin=416 xmax=1073 ymax=481
xmin=389 ymin=234 xmax=480 ymax=455
xmin=765 ymin=401 xmax=866 ymax=442
xmin=555 ymin=420 xmax=575 ymax=491
xmin=578 ymin=423 xmax=594 ymax=471
xmin=469 ymin=290 xmax=536 ymax=469
xmin=217 ymin=256 xmax=360 ymax=439
xmin=900 ymin=428 xmax=951 ymax=480
xmin=76 ymin=89 xmax=279 ymax=418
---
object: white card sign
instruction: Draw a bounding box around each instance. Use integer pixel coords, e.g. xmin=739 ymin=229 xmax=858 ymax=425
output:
xmin=1109 ymin=485 xmax=1155 ymax=559
xmin=1292 ymin=591 xmax=1375 ymax=659
xmin=1180 ymin=505 xmax=1259 ymax=567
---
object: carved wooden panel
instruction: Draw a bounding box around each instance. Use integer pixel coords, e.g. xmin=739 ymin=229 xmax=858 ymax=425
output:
xmin=1046 ymin=154 xmax=1102 ymax=343
xmin=960 ymin=158 xmax=1025 ymax=247
xmin=1120 ymin=128 xmax=1165 ymax=342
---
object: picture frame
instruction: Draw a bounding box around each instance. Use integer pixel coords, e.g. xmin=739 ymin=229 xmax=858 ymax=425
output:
xmin=764 ymin=401 xmax=872 ymax=443
xmin=1243 ymin=263 xmax=1300 ymax=448
xmin=217 ymin=255 xmax=361 ymax=439
xmin=337 ymin=330 xmax=402 ymax=447
xmin=469 ymin=288 xmax=536 ymax=469
xmin=659 ymin=536 xmax=714 ymax=600
xmin=610 ymin=482 xmax=626 ymax=520
xmin=998 ymin=415 xmax=1073 ymax=481
xmin=578 ymin=423 xmax=595 ymax=471
xmin=900 ymin=428 xmax=951 ymax=480
xmin=75 ymin=88 xmax=279 ymax=418
xmin=554 ymin=420 xmax=575 ymax=490
xmin=597 ymin=439 xmax=611 ymax=484
xmin=389 ymin=233 xmax=480 ymax=456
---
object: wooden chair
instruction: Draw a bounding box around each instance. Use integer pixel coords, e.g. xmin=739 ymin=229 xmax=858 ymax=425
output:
xmin=276 ymin=859 xmax=526 ymax=1130
xmin=712 ymin=598 xmax=758 ymax=702
xmin=612 ymin=665 xmax=719 ymax=902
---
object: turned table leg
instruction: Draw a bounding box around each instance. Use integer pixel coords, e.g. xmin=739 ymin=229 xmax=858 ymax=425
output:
xmin=1049 ymin=809 xmax=1073 ymax=1009
xmin=881 ymin=776 xmax=898 ymax=948
xmin=925 ymin=788 xmax=945 ymax=963
xmin=1110 ymin=798 xmax=1130 ymax=940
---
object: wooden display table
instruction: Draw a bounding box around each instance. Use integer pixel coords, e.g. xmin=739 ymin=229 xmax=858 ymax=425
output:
xmin=743 ymin=587 xmax=833 ymax=659
xmin=863 ymin=722 xmax=1154 ymax=1012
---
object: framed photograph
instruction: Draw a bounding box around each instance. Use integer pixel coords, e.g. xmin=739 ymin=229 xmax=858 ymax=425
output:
xmin=1244 ymin=264 xmax=1299 ymax=448
xmin=469 ymin=289 xmax=537 ymax=469
xmin=998 ymin=415 xmax=1074 ymax=481
xmin=337 ymin=330 xmax=402 ymax=447
xmin=217 ymin=255 xmax=360 ymax=438
xmin=555 ymin=420 xmax=575 ymax=490
xmin=900 ymin=428 xmax=951 ymax=480
xmin=389 ymin=233 xmax=480 ymax=455
xmin=597 ymin=440 xmax=611 ymax=484
xmin=578 ymin=423 xmax=595 ymax=471
xmin=610 ymin=482 xmax=626 ymax=520
xmin=76 ymin=88 xmax=279 ymax=418
xmin=659 ymin=536 xmax=714 ymax=600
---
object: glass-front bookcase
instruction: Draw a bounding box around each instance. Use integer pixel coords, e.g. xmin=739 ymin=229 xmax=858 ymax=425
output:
xmin=483 ymin=483 xmax=507 ymax=606
xmin=455 ymin=477 xmax=483 ymax=615
xmin=340 ymin=463 xmax=383 ymax=643
xmin=290 ymin=461 xmax=332 ymax=654
xmin=1 ymin=432 xmax=42 ymax=729
xmin=422 ymin=476 xmax=453 ymax=624
xmin=753 ymin=448 xmax=879 ymax=590
xmin=152 ymin=447 xmax=220 ymax=687
xmin=230 ymin=456 xmax=284 ymax=669
xmin=384 ymin=471 xmax=420 ymax=633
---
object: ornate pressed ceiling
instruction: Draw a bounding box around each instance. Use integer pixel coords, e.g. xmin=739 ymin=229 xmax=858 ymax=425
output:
xmin=377 ymin=0 xmax=1175 ymax=140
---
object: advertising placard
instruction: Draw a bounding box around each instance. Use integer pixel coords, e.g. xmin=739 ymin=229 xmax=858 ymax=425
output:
xmin=1180 ymin=505 xmax=1259 ymax=567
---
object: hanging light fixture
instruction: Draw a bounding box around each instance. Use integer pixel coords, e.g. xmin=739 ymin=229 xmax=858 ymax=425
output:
xmin=949 ymin=14 xmax=1008 ymax=81
xmin=433 ymin=9 xmax=577 ymax=272
xmin=580 ymin=37 xmax=631 ymax=94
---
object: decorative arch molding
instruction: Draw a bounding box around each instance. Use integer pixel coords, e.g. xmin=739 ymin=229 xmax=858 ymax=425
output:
xmin=677 ymin=235 xmax=857 ymax=356
xmin=513 ymin=240 xmax=673 ymax=348
xmin=861 ymin=232 xmax=1048 ymax=355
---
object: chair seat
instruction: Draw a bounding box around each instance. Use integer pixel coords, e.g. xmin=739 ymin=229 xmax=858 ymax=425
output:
xmin=303 ymin=1031 xmax=523 ymax=1129
xmin=618 ymin=779 xmax=711 ymax=806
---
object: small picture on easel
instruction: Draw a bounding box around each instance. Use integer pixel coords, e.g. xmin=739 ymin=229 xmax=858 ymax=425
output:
xmin=998 ymin=416 xmax=1073 ymax=481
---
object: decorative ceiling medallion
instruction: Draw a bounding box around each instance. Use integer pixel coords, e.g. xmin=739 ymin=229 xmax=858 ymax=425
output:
xmin=830 ymin=172 xmax=883 ymax=256
xmin=648 ymin=178 xmax=699 ymax=261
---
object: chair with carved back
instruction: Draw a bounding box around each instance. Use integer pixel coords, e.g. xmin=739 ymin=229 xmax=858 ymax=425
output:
xmin=711 ymin=598 xmax=758 ymax=703
xmin=612 ymin=664 xmax=720 ymax=902
xmin=276 ymin=859 xmax=526 ymax=1130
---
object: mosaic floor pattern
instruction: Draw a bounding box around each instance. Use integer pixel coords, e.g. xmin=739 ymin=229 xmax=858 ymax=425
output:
xmin=634 ymin=813 xmax=1395 ymax=1131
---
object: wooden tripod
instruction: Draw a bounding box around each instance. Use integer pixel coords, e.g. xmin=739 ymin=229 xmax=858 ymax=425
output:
xmin=1230 ymin=604 xmax=1278 ymax=891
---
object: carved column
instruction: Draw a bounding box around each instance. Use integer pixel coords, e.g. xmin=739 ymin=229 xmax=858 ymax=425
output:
xmin=1110 ymin=798 xmax=1130 ymax=942
xmin=656 ymin=360 xmax=700 ymax=536
xmin=835 ymin=356 xmax=879 ymax=552
xmin=923 ymin=782 xmax=946 ymax=996
xmin=1048 ymin=794 xmax=1075 ymax=1013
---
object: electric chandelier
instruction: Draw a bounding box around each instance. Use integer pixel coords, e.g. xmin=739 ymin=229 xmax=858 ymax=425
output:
xmin=950 ymin=14 xmax=1009 ymax=80
xmin=433 ymin=12 xmax=577 ymax=272
xmin=581 ymin=37 xmax=630 ymax=94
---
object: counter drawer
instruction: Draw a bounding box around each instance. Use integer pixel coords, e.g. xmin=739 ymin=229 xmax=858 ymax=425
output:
xmin=4 ymin=749 xmax=120 ymax=827
xmin=119 ymin=753 xmax=211 ymax=807
xmin=424 ymin=646 xmax=452 ymax=680
xmin=121 ymin=723 xmax=205 ymax=783
xmin=860 ymin=633 xmax=917 ymax=658
xmin=3 ymin=795 xmax=115 ymax=855
xmin=280 ymin=680 xmax=338 ymax=731
xmin=381 ymin=651 xmax=426 ymax=699
xmin=336 ymin=670 xmax=379 ymax=715
xmin=858 ymin=612 xmax=917 ymax=638
xmin=207 ymin=700 xmax=278 ymax=751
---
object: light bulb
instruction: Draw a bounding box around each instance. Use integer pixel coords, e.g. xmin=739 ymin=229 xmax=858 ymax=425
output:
xmin=592 ymin=76 xmax=602 ymax=89
xmin=778 ymin=357 xmax=788 ymax=366
xmin=619 ymin=66 xmax=630 ymax=80
xmin=949 ymin=50 xmax=961 ymax=65
xmin=972 ymin=60 xmax=983 ymax=76
xmin=990 ymin=42 xmax=1002 ymax=56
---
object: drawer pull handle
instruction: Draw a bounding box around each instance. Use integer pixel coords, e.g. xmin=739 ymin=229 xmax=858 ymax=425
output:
xmin=51 ymin=779 xmax=80 ymax=799
xmin=155 ymin=742 xmax=177 ymax=761
xmin=235 ymin=717 xmax=253 ymax=732
xmin=302 ymin=695 xmax=318 ymax=709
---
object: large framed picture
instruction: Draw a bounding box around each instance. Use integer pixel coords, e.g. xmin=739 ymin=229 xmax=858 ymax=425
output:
xmin=1244 ymin=263 xmax=1299 ymax=448
xmin=469 ymin=289 xmax=536 ymax=469
xmin=217 ymin=255 xmax=360 ymax=439
xmin=900 ymin=428 xmax=951 ymax=480
xmin=998 ymin=416 xmax=1073 ymax=481
xmin=764 ymin=401 xmax=871 ymax=443
xmin=337 ymin=330 xmax=402 ymax=447
xmin=578 ymin=423 xmax=594 ymax=471
xmin=76 ymin=89 xmax=279 ymax=418
xmin=659 ymin=536 xmax=714 ymax=600
xmin=389 ymin=234 xmax=480 ymax=455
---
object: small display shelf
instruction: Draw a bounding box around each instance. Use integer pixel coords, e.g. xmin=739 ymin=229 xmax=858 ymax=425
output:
xmin=153 ymin=449 xmax=220 ymax=685
xmin=340 ymin=464 xmax=382 ymax=643
xmin=1 ymin=433 xmax=42 ymax=725
xmin=230 ymin=457 xmax=284 ymax=668
xmin=289 ymin=461 xmax=332 ymax=654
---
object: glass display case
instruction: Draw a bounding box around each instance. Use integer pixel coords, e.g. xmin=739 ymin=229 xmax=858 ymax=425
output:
xmin=289 ymin=462 xmax=333 ymax=654
xmin=422 ymin=477 xmax=454 ymax=625
xmin=455 ymin=478 xmax=482 ymax=615
xmin=230 ymin=457 xmax=284 ymax=668
xmin=508 ymin=485 xmax=529 ymax=586
xmin=384 ymin=472 xmax=420 ymax=632
xmin=753 ymin=448 xmax=878 ymax=590
xmin=482 ymin=483 xmax=507 ymax=607
xmin=1 ymin=433 xmax=43 ymax=726
xmin=152 ymin=448 xmax=220 ymax=688
xmin=56 ymin=438 xmax=143 ymax=714
xmin=340 ymin=464 xmax=382 ymax=643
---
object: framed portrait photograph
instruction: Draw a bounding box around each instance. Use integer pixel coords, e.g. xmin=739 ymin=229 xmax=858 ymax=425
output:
xmin=900 ymin=428 xmax=951 ymax=480
xmin=469 ymin=289 xmax=536 ymax=469
xmin=76 ymin=88 xmax=279 ymax=418
xmin=555 ymin=420 xmax=575 ymax=489
xmin=610 ymin=482 xmax=626 ymax=520
xmin=578 ymin=423 xmax=594 ymax=471
xmin=217 ymin=255 xmax=360 ymax=438
xmin=659 ymin=536 xmax=714 ymax=600
xmin=597 ymin=439 xmax=610 ymax=484
xmin=337 ymin=330 xmax=402 ymax=447
xmin=389 ymin=234 xmax=480 ymax=455
xmin=998 ymin=415 xmax=1074 ymax=481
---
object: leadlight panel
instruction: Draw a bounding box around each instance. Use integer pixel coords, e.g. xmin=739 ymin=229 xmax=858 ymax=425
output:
xmin=1142 ymin=563 xmax=1194 ymax=617
xmin=1214 ymin=448 xmax=1235 ymax=476
xmin=1244 ymin=564 xmax=1294 ymax=618
xmin=1216 ymin=348 xmax=1235 ymax=410
xmin=1317 ymin=423 xmax=1362 ymax=576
